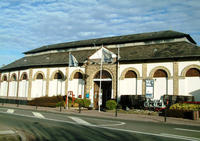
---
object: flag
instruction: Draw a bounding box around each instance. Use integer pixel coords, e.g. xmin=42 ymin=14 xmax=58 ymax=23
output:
xmin=101 ymin=47 xmax=113 ymax=63
xmin=69 ymin=53 xmax=78 ymax=67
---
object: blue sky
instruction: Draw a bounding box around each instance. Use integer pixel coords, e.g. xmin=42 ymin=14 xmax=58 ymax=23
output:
xmin=0 ymin=0 xmax=200 ymax=66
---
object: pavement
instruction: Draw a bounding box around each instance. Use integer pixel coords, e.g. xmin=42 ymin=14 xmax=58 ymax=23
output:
xmin=0 ymin=103 xmax=200 ymax=141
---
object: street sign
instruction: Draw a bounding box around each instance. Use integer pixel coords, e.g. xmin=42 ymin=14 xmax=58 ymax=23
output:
xmin=145 ymin=79 xmax=154 ymax=99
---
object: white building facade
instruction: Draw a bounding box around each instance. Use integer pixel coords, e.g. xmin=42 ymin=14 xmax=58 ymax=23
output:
xmin=0 ymin=30 xmax=200 ymax=107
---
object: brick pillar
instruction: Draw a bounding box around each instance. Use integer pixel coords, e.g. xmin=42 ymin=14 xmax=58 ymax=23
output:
xmin=65 ymin=67 xmax=69 ymax=96
xmin=173 ymin=62 xmax=179 ymax=95
xmin=142 ymin=63 xmax=147 ymax=95
xmin=7 ymin=72 xmax=10 ymax=97
xmin=27 ymin=69 xmax=33 ymax=100
xmin=46 ymin=68 xmax=50 ymax=96
xmin=16 ymin=71 xmax=20 ymax=97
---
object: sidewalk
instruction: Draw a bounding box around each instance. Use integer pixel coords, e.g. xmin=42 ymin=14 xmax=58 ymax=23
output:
xmin=1 ymin=103 xmax=200 ymax=127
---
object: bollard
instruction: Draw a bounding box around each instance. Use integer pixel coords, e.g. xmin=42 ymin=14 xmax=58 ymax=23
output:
xmin=164 ymin=108 xmax=167 ymax=122
xmin=79 ymin=104 xmax=81 ymax=113
xmin=60 ymin=104 xmax=62 ymax=112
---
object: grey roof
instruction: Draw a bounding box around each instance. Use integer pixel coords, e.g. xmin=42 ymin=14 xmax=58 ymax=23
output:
xmin=24 ymin=30 xmax=196 ymax=54
xmin=1 ymin=41 xmax=200 ymax=72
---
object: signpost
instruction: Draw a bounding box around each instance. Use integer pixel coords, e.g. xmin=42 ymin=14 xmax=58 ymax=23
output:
xmin=145 ymin=79 xmax=154 ymax=99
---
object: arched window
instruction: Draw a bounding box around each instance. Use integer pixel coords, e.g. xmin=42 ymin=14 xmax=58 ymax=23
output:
xmin=153 ymin=69 xmax=168 ymax=77
xmin=2 ymin=75 xmax=7 ymax=81
xmin=54 ymin=72 xmax=63 ymax=79
xmin=74 ymin=72 xmax=83 ymax=79
xmin=36 ymin=73 xmax=43 ymax=79
xmin=186 ymin=68 xmax=200 ymax=77
xmin=11 ymin=74 xmax=17 ymax=81
xmin=21 ymin=73 xmax=28 ymax=80
xmin=125 ymin=70 xmax=137 ymax=78
xmin=94 ymin=70 xmax=112 ymax=79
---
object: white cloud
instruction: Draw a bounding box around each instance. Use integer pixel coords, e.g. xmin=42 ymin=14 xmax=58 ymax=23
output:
xmin=0 ymin=0 xmax=200 ymax=66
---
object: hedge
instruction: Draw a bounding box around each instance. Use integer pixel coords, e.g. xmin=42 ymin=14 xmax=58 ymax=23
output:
xmin=28 ymin=95 xmax=67 ymax=107
xmin=170 ymin=103 xmax=200 ymax=111
xmin=75 ymin=98 xmax=91 ymax=108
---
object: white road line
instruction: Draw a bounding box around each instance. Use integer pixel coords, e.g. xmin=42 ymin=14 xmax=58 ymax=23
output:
xmin=7 ymin=109 xmax=14 ymax=114
xmin=0 ymin=111 xmax=199 ymax=141
xmin=0 ymin=130 xmax=15 ymax=135
xmin=80 ymin=117 xmax=125 ymax=127
xmin=68 ymin=116 xmax=91 ymax=125
xmin=175 ymin=128 xmax=200 ymax=133
xmin=160 ymin=133 xmax=200 ymax=141
xmin=32 ymin=112 xmax=45 ymax=119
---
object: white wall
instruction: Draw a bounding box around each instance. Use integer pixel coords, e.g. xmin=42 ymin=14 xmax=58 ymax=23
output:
xmin=153 ymin=78 xmax=167 ymax=100
xmin=185 ymin=77 xmax=200 ymax=101
xmin=68 ymin=79 xmax=84 ymax=98
xmin=49 ymin=67 xmax=66 ymax=96
xmin=49 ymin=79 xmax=65 ymax=96
xmin=119 ymin=64 xmax=142 ymax=77
xmin=0 ymin=81 xmax=8 ymax=96
xmin=120 ymin=78 xmax=137 ymax=95
xmin=32 ymin=80 xmax=46 ymax=98
xmin=118 ymin=64 xmax=142 ymax=97
xmin=67 ymin=66 xmax=85 ymax=97
xmin=178 ymin=61 xmax=200 ymax=101
xmin=179 ymin=61 xmax=200 ymax=76
xmin=147 ymin=62 xmax=173 ymax=77
xmin=18 ymin=80 xmax=28 ymax=97
xmin=9 ymin=81 xmax=17 ymax=97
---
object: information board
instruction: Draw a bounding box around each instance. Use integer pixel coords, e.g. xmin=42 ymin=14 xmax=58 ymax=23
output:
xmin=145 ymin=79 xmax=154 ymax=99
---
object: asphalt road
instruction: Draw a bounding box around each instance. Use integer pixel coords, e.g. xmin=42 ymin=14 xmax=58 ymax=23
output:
xmin=0 ymin=107 xmax=200 ymax=141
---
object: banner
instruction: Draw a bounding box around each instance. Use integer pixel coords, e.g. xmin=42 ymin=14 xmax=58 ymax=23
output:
xmin=69 ymin=53 xmax=78 ymax=67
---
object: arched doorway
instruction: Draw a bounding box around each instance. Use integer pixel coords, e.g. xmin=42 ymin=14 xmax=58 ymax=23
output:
xmin=9 ymin=74 xmax=17 ymax=97
xmin=1 ymin=75 xmax=8 ymax=96
xmin=73 ymin=72 xmax=84 ymax=98
xmin=32 ymin=72 xmax=45 ymax=98
xmin=185 ymin=68 xmax=200 ymax=101
xmin=124 ymin=70 xmax=137 ymax=95
xmin=153 ymin=69 xmax=168 ymax=100
xmin=93 ymin=70 xmax=112 ymax=109
xmin=53 ymin=72 xmax=64 ymax=96
xmin=19 ymin=73 xmax=28 ymax=97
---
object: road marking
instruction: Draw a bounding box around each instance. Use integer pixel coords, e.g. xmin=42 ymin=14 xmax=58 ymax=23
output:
xmin=0 ymin=111 xmax=199 ymax=140
xmin=84 ymin=118 xmax=125 ymax=127
xmin=175 ymin=128 xmax=200 ymax=133
xmin=7 ymin=109 xmax=14 ymax=114
xmin=32 ymin=112 xmax=45 ymax=119
xmin=160 ymin=133 xmax=200 ymax=141
xmin=0 ymin=130 xmax=15 ymax=135
xmin=68 ymin=116 xmax=91 ymax=125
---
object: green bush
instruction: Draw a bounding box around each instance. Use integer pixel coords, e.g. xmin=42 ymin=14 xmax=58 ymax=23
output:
xmin=106 ymin=100 xmax=117 ymax=110
xmin=170 ymin=103 xmax=200 ymax=111
xmin=56 ymin=101 xmax=65 ymax=107
xmin=28 ymin=95 xmax=65 ymax=107
xmin=75 ymin=98 xmax=91 ymax=107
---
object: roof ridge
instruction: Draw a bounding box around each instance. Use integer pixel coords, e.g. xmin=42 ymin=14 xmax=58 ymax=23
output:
xmin=24 ymin=30 xmax=194 ymax=54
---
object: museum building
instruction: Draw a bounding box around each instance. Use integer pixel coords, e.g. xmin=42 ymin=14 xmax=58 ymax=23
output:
xmin=0 ymin=30 xmax=200 ymax=107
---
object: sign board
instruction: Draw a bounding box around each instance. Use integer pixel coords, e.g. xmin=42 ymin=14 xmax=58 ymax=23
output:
xmin=86 ymin=93 xmax=89 ymax=98
xmin=145 ymin=79 xmax=154 ymax=99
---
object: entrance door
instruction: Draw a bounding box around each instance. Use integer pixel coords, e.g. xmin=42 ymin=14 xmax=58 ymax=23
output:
xmin=93 ymin=81 xmax=112 ymax=109
xmin=94 ymin=81 xmax=99 ymax=109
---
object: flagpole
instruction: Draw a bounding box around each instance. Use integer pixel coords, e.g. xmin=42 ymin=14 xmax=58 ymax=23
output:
xmin=99 ymin=45 xmax=103 ymax=112
xmin=115 ymin=45 xmax=120 ymax=117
